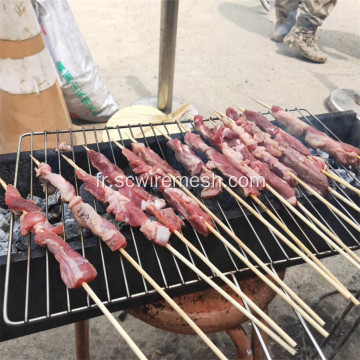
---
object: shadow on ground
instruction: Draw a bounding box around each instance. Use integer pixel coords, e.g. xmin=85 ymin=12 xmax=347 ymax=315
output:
xmin=218 ymin=1 xmax=273 ymax=38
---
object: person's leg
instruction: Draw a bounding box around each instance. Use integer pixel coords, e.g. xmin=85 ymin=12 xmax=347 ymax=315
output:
xmin=299 ymin=0 xmax=338 ymax=27
xmin=283 ymin=0 xmax=337 ymax=62
xmin=272 ymin=0 xmax=300 ymax=42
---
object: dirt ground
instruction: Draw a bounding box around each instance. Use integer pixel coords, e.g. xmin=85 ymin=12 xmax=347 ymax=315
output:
xmin=1 ymin=0 xmax=359 ymax=359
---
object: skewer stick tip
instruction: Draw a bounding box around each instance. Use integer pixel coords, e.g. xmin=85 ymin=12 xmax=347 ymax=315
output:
xmin=155 ymin=127 xmax=172 ymax=141
xmin=113 ymin=140 xmax=125 ymax=150
xmin=170 ymin=103 xmax=190 ymax=121
xmin=0 ymin=178 xmax=8 ymax=190
xmin=211 ymin=109 xmax=222 ymax=118
xmin=174 ymin=119 xmax=191 ymax=133
xmin=29 ymin=154 xmax=40 ymax=165
xmin=61 ymin=155 xmax=81 ymax=171
xmin=212 ymin=109 xmax=235 ymax=123
xmin=234 ymin=105 xmax=245 ymax=113
xmin=83 ymin=145 xmax=91 ymax=151
xmin=125 ymin=132 xmax=138 ymax=143
xmin=249 ymin=97 xmax=272 ymax=110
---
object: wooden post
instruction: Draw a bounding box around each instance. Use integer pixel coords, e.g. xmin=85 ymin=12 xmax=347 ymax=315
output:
xmin=0 ymin=0 xmax=71 ymax=154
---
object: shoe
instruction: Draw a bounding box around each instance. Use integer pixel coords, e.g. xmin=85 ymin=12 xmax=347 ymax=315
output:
xmin=271 ymin=10 xmax=297 ymax=43
xmin=271 ymin=33 xmax=286 ymax=43
xmin=283 ymin=23 xmax=327 ymax=63
xmin=260 ymin=0 xmax=271 ymax=12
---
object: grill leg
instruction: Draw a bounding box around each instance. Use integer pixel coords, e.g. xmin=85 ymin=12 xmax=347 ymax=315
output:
xmin=226 ymin=325 xmax=253 ymax=360
xmin=251 ymin=307 xmax=269 ymax=360
xmin=74 ymin=320 xmax=90 ymax=360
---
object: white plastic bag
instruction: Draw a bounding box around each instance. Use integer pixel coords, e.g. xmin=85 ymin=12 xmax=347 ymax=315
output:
xmin=32 ymin=0 xmax=119 ymax=122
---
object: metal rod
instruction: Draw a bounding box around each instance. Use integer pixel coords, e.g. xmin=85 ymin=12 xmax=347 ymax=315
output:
xmin=231 ymin=274 xmax=272 ymax=360
xmin=157 ymin=0 xmax=179 ymax=113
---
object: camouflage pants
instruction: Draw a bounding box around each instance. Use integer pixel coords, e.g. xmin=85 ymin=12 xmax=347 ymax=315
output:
xmin=275 ymin=0 xmax=338 ymax=27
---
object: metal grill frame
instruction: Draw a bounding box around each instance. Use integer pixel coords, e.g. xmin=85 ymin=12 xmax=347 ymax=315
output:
xmin=1 ymin=109 xmax=359 ymax=357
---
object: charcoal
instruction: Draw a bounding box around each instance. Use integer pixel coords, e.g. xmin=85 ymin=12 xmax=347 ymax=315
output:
xmin=4 ymin=212 xmax=11 ymax=222
xmin=48 ymin=191 xmax=61 ymax=206
xmin=15 ymin=237 xmax=31 ymax=252
xmin=0 ymin=228 xmax=9 ymax=243
xmin=0 ymin=241 xmax=9 ymax=256
xmin=48 ymin=206 xmax=62 ymax=220
xmin=62 ymin=218 xmax=90 ymax=240
xmin=12 ymin=219 xmax=28 ymax=244
xmin=0 ymin=213 xmax=10 ymax=232
xmin=63 ymin=204 xmax=73 ymax=220
xmin=0 ymin=207 xmax=8 ymax=215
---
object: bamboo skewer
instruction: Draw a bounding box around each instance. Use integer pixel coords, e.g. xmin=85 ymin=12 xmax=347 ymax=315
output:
xmin=62 ymin=155 xmax=296 ymax=355
xmin=106 ymin=144 xmax=297 ymax=347
xmin=209 ymin=116 xmax=360 ymax=267
xmin=122 ymin=131 xmax=330 ymax=331
xmin=213 ymin=112 xmax=360 ymax=266
xmin=321 ymin=170 xmax=360 ymax=197
xmin=82 ymin=282 xmax=147 ymax=360
xmin=76 ymin=150 xmax=298 ymax=352
xmin=169 ymin=172 xmax=328 ymax=337
xmin=171 ymin=121 xmax=359 ymax=306
xmin=216 ymin=107 xmax=356 ymax=208
xmin=119 ymin=248 xmax=228 ymax=359
xmin=249 ymin=97 xmax=272 ymax=110
xmin=164 ymin=243 xmax=297 ymax=355
xmin=209 ymin=116 xmax=360 ymax=268
xmin=289 ymin=173 xmax=360 ymax=233
xmin=327 ymin=187 xmax=360 ymax=213
xmin=172 ymin=230 xmax=297 ymax=348
xmin=60 ymin=156 xmax=231 ymax=359
xmin=265 ymin=184 xmax=360 ymax=271
xmin=297 ymin=202 xmax=360 ymax=264
xmin=215 ymin=110 xmax=359 ymax=275
xmin=0 ymin=177 xmax=148 ymax=360
xmin=245 ymin=101 xmax=360 ymax=197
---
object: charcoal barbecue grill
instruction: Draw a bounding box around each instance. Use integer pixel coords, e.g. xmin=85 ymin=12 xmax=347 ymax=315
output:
xmin=0 ymin=108 xmax=359 ymax=358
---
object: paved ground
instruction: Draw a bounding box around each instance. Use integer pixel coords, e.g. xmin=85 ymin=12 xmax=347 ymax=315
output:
xmin=1 ymin=0 xmax=360 ymax=359
xmin=67 ymin=0 xmax=359 ymax=116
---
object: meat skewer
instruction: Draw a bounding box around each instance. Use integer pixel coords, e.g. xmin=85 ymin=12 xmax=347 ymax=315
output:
xmin=203 ymin=117 xmax=360 ymax=271
xmin=215 ymin=112 xmax=329 ymax=196
xmin=219 ymin=109 xmax=360 ymax=250
xmin=64 ymin=152 xmax=297 ymax=351
xmin=30 ymin=156 xmax=231 ymax=359
xmin=0 ymin=178 xmax=148 ymax=360
xmin=190 ymin=113 xmax=360 ymax=266
xmin=76 ymin=148 xmax=299 ymax=354
xmin=250 ymin=98 xmax=360 ymax=167
xmin=60 ymin=156 xmax=229 ymax=360
xmin=2 ymin=180 xmax=97 ymax=288
xmin=206 ymin=113 xmax=360 ymax=268
xmin=214 ymin=110 xmax=360 ymax=229
xmin=86 ymin=147 xmax=210 ymax=236
xmin=234 ymin=108 xmax=360 ymax=213
xmin=117 ymin=133 xmax=332 ymax=335
xmin=235 ymin=105 xmax=360 ymax=199
xmin=165 ymin=137 xmax=223 ymax=199
xmin=194 ymin=116 xmax=297 ymax=205
xmin=160 ymin=124 xmax=359 ymax=305
xmin=32 ymin=159 xmax=127 ymax=252
xmin=216 ymin=112 xmax=360 ymax=263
